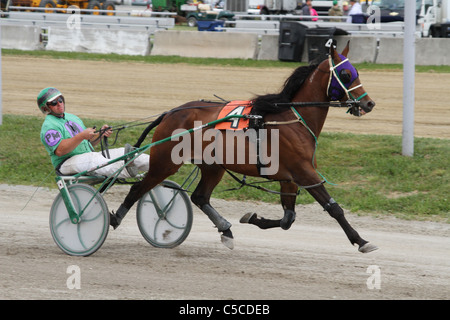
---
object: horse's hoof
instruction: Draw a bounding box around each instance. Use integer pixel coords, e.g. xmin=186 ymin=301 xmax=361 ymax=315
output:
xmin=280 ymin=210 xmax=295 ymax=230
xmin=240 ymin=212 xmax=256 ymax=224
xmin=220 ymin=229 xmax=234 ymax=250
xmin=358 ymin=242 xmax=378 ymax=253
xmin=221 ymin=234 xmax=234 ymax=250
xmin=109 ymin=212 xmax=121 ymax=230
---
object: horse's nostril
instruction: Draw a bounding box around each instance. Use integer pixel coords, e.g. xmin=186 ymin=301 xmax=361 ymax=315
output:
xmin=366 ymin=100 xmax=375 ymax=111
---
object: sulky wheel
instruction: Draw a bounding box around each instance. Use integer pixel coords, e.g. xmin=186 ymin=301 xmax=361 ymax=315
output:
xmin=137 ymin=180 xmax=193 ymax=248
xmin=50 ymin=184 xmax=109 ymax=256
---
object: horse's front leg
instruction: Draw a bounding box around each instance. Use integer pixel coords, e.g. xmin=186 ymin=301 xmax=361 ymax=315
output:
xmin=307 ymin=184 xmax=378 ymax=253
xmin=279 ymin=181 xmax=299 ymax=230
xmin=240 ymin=181 xmax=298 ymax=230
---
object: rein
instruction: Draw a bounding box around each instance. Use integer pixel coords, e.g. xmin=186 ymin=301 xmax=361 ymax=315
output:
xmin=92 ymin=115 xmax=165 ymax=158
xmin=273 ymin=99 xmax=362 ymax=110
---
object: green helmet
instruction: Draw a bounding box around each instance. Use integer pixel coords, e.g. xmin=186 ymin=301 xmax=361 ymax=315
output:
xmin=37 ymin=87 xmax=64 ymax=114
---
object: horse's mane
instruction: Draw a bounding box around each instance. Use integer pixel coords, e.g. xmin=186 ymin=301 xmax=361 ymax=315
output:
xmin=252 ymin=63 xmax=319 ymax=116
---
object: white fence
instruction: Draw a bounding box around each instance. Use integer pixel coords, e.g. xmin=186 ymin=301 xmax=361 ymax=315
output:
xmin=223 ymin=14 xmax=405 ymax=37
xmin=0 ymin=9 xmax=175 ymax=55
xmin=2 ymin=10 xmax=175 ymax=31
xmin=2 ymin=11 xmax=450 ymax=65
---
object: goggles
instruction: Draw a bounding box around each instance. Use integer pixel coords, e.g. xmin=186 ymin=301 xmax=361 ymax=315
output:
xmin=47 ymin=96 xmax=64 ymax=107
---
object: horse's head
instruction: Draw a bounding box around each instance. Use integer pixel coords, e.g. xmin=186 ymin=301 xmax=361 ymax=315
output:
xmin=327 ymin=41 xmax=375 ymax=116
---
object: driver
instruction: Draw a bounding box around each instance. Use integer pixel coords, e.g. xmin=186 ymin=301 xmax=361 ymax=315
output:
xmin=38 ymin=87 xmax=149 ymax=179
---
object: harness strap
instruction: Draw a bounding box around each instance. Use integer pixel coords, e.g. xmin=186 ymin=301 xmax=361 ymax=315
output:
xmin=263 ymin=107 xmax=311 ymax=135
xmin=256 ymin=107 xmax=335 ymax=188
xmin=254 ymin=126 xmax=268 ymax=179
xmin=264 ymin=108 xmax=308 ymax=128
xmin=264 ymin=119 xmax=301 ymax=126
xmin=222 ymin=167 xmax=301 ymax=196
xmin=290 ymin=107 xmax=336 ymax=186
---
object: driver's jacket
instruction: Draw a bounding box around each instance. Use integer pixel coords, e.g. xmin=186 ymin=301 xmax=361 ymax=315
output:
xmin=40 ymin=113 xmax=93 ymax=169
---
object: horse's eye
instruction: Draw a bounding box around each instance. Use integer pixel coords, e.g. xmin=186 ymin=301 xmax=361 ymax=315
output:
xmin=339 ymin=69 xmax=352 ymax=83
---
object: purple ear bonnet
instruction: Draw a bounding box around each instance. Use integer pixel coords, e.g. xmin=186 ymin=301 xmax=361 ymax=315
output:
xmin=328 ymin=54 xmax=359 ymax=101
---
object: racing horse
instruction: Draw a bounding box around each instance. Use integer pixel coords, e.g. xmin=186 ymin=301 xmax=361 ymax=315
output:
xmin=110 ymin=42 xmax=378 ymax=253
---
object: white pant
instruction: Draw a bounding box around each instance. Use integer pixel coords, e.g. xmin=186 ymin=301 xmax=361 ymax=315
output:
xmin=59 ymin=147 xmax=149 ymax=179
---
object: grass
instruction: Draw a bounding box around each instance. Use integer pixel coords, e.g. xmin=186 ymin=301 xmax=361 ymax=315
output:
xmin=0 ymin=114 xmax=448 ymax=223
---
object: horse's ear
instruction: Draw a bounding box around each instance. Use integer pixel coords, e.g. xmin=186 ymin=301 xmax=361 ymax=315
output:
xmin=341 ymin=40 xmax=350 ymax=57
xmin=329 ymin=41 xmax=339 ymax=60
xmin=329 ymin=42 xmax=336 ymax=57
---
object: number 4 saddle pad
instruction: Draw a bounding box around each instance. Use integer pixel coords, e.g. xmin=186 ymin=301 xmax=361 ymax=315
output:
xmin=214 ymin=100 xmax=253 ymax=131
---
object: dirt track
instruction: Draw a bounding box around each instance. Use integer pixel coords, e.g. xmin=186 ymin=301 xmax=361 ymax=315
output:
xmin=1 ymin=184 xmax=449 ymax=300
xmin=1 ymin=56 xmax=449 ymax=300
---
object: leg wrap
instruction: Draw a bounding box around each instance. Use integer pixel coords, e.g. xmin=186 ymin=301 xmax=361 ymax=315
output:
xmin=280 ymin=209 xmax=296 ymax=230
xmin=111 ymin=204 xmax=129 ymax=229
xmin=323 ymin=198 xmax=343 ymax=218
xmin=201 ymin=204 xmax=232 ymax=232
xmin=322 ymin=198 xmax=361 ymax=246
xmin=116 ymin=204 xmax=129 ymax=220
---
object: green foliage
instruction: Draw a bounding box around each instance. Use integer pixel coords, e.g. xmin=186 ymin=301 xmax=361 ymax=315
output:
xmin=1 ymin=115 xmax=448 ymax=222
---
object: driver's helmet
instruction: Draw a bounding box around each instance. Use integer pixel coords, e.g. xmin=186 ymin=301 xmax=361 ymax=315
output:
xmin=37 ymin=87 xmax=64 ymax=114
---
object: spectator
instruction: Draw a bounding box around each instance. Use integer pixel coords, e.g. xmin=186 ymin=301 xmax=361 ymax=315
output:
xmin=310 ymin=2 xmax=319 ymax=21
xmin=301 ymin=0 xmax=311 ymax=16
xmin=328 ymin=0 xmax=343 ymax=22
xmin=301 ymin=0 xmax=318 ymax=21
xmin=342 ymin=1 xmax=350 ymax=15
xmin=346 ymin=0 xmax=363 ymax=23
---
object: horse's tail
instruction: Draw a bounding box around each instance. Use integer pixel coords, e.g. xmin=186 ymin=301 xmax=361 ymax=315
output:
xmin=133 ymin=112 xmax=167 ymax=148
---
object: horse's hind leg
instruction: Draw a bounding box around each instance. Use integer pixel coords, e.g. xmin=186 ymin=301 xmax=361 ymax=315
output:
xmin=191 ymin=164 xmax=234 ymax=249
xmin=240 ymin=181 xmax=298 ymax=230
xmin=307 ymin=184 xmax=378 ymax=253
xmin=110 ymin=155 xmax=182 ymax=229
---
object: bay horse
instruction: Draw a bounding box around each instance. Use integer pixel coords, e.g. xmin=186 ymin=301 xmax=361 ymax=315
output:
xmin=110 ymin=42 xmax=378 ymax=253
